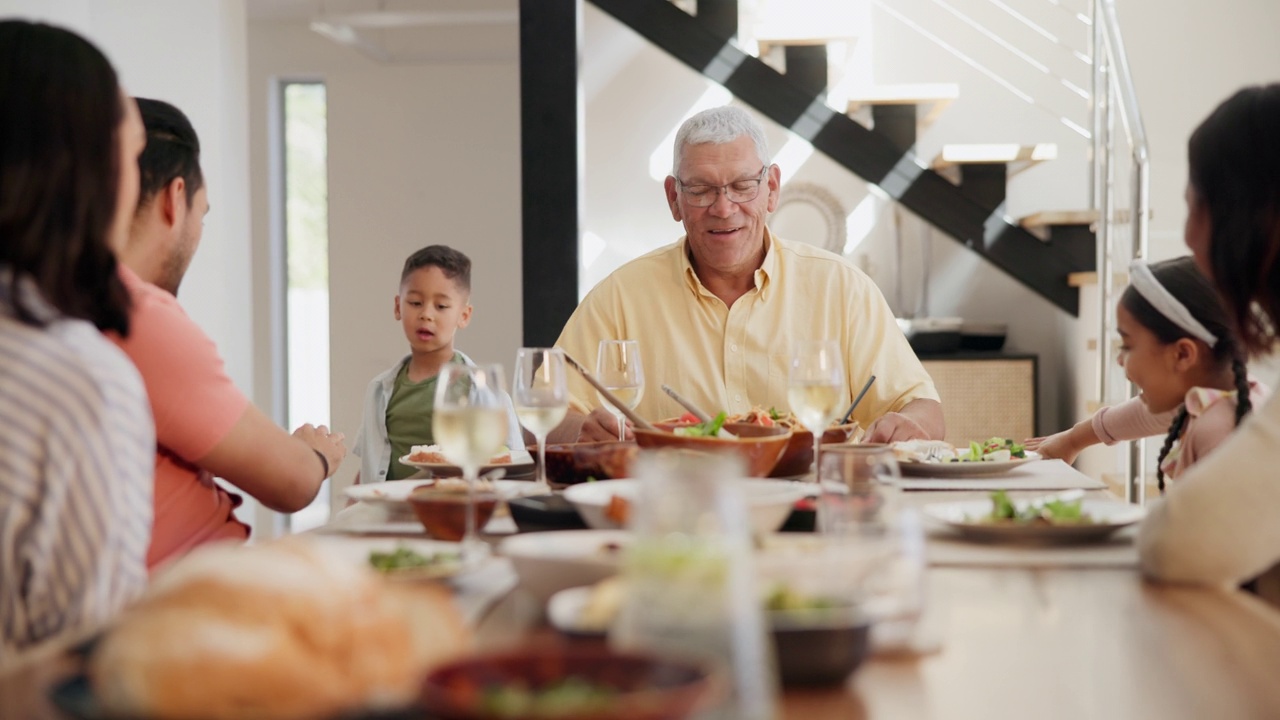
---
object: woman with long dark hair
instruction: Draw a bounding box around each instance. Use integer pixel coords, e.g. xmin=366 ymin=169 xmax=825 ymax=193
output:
xmin=0 ymin=20 xmax=155 ymax=659
xmin=1139 ymin=83 xmax=1280 ymax=602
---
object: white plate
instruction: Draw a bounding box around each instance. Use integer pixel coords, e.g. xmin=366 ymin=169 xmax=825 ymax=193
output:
xmin=396 ymin=448 xmax=535 ymax=478
xmin=897 ymin=451 xmax=1042 ymax=477
xmin=343 ymin=478 xmax=546 ymax=506
xmin=547 ymin=585 xmax=605 ymax=637
xmin=312 ymin=536 xmax=473 ymax=580
xmin=923 ymin=498 xmax=1146 ymax=544
xmin=497 ymin=529 xmax=631 ymax=602
xmin=562 ymin=478 xmax=810 ymax=534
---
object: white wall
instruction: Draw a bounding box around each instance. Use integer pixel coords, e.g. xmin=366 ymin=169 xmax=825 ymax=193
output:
xmin=247 ymin=22 xmax=522 ymax=501
xmin=0 ymin=0 xmax=258 ymax=522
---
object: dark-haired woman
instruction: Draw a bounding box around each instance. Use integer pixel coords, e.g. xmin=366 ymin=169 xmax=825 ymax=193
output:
xmin=1139 ymin=83 xmax=1280 ymax=603
xmin=0 ymin=21 xmax=154 ymax=659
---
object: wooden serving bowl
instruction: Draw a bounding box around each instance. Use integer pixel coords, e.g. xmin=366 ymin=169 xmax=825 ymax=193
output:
xmin=421 ymin=645 xmax=716 ymax=720
xmin=635 ymin=422 xmax=792 ymax=477
xmin=770 ymin=423 xmax=860 ymax=478
xmin=407 ymin=487 xmax=500 ymax=541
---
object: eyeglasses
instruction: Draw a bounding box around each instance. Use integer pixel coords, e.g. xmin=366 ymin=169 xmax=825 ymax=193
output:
xmin=676 ymin=166 xmax=768 ymax=208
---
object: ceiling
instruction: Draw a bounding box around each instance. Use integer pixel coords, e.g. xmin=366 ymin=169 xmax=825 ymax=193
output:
xmin=248 ymin=0 xmax=519 ymax=64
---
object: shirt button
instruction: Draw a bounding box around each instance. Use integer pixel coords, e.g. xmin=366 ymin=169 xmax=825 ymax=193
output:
xmin=735 ymin=394 xmax=742 ymax=402
xmin=731 ymin=343 xmax=739 ymax=352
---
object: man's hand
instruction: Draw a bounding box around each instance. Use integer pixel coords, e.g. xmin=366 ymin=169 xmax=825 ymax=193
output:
xmin=864 ymin=412 xmax=929 ymax=443
xmin=864 ymin=398 xmax=944 ymax=443
xmin=579 ymin=407 xmax=632 ymax=442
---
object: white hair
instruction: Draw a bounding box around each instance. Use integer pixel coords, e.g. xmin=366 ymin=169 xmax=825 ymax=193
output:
xmin=671 ymin=105 xmax=771 ymax=177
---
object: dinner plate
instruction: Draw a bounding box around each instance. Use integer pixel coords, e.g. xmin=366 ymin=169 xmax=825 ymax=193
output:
xmin=343 ymin=477 xmax=545 ymax=506
xmin=922 ymin=498 xmax=1146 ymax=544
xmin=396 ymin=448 xmax=535 ymax=478
xmin=897 ymin=451 xmax=1042 ymax=477
xmin=312 ymin=536 xmax=476 ymax=581
xmin=548 ymin=585 xmax=606 ymax=637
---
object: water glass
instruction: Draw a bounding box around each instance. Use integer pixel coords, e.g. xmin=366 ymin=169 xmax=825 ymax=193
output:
xmin=611 ymin=450 xmax=779 ymax=720
xmin=817 ymin=444 xmax=925 ymax=622
xmin=596 ymin=339 xmax=644 ymax=441
xmin=513 ymin=348 xmax=568 ymax=492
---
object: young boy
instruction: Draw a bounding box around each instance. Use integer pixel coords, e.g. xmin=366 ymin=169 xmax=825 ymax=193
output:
xmin=353 ymin=245 xmax=524 ymax=483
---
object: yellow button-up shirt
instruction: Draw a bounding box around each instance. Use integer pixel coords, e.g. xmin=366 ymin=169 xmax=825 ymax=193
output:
xmin=555 ymin=230 xmax=938 ymax=426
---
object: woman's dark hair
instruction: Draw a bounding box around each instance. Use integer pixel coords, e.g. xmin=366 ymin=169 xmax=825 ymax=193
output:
xmin=0 ymin=20 xmax=131 ymax=335
xmin=1187 ymin=83 xmax=1280 ymax=356
xmin=1120 ymin=257 xmax=1251 ymax=491
xmin=135 ymin=97 xmax=203 ymax=207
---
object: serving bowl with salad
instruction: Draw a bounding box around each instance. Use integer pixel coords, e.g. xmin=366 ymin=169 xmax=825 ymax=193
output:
xmin=636 ymin=414 xmax=791 ymax=477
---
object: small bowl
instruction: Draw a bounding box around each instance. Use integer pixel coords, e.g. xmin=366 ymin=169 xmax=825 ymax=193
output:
xmin=506 ymin=493 xmax=589 ymax=533
xmin=770 ymin=424 xmax=860 ymax=478
xmin=770 ymin=608 xmax=872 ymax=686
xmin=542 ymin=442 xmax=639 ymax=486
xmin=407 ymin=487 xmax=500 ymax=541
xmin=498 ymin=529 xmax=630 ymax=603
xmin=563 ymin=478 xmax=808 ymax=535
xmin=636 ymin=422 xmax=791 ymax=477
xmin=421 ymin=645 xmax=716 ymax=720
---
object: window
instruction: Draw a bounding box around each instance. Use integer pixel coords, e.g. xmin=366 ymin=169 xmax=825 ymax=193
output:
xmin=281 ymin=82 xmax=331 ymax=533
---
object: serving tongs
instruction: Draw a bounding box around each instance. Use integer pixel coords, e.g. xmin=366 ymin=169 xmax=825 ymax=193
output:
xmin=561 ymin=352 xmax=658 ymax=432
xmin=661 ymin=384 xmax=737 ymax=439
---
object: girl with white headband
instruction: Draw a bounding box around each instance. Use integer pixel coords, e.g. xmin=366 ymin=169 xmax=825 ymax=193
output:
xmin=1029 ymin=256 xmax=1264 ymax=490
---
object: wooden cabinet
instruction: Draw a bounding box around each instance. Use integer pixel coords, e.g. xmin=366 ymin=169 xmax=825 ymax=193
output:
xmin=919 ymin=353 xmax=1037 ymax=445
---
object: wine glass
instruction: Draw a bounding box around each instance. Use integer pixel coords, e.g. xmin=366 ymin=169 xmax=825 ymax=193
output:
xmin=596 ymin=339 xmax=644 ymax=441
xmin=433 ymin=363 xmax=509 ymax=560
xmin=788 ymin=339 xmax=845 ymax=481
xmin=513 ymin=348 xmax=569 ymax=492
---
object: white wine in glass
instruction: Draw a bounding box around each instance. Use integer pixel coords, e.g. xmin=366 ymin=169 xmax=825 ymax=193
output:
xmin=596 ymin=339 xmax=644 ymax=441
xmin=789 ymin=340 xmax=846 ymax=480
xmin=513 ymin=348 xmax=569 ymax=491
xmin=433 ymin=363 xmax=508 ymax=559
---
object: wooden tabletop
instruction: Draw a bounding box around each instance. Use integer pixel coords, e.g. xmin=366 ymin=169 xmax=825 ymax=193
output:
xmin=7 ymin=485 xmax=1280 ymax=719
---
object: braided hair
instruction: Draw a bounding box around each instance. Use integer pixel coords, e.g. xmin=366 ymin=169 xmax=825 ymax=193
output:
xmin=1120 ymin=257 xmax=1252 ymax=492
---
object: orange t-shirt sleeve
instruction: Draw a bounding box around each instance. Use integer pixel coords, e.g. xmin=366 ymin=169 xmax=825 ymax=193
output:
xmin=114 ymin=281 xmax=249 ymax=460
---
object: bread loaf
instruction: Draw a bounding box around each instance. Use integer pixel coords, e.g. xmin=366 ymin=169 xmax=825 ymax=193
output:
xmin=90 ymin=538 xmax=470 ymax=720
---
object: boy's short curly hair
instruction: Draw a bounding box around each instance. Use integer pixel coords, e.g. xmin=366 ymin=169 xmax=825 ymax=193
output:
xmin=400 ymin=245 xmax=471 ymax=292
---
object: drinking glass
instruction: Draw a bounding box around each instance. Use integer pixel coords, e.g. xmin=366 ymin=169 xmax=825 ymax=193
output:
xmin=433 ymin=363 xmax=509 ymax=559
xmin=788 ymin=339 xmax=845 ymax=480
xmin=817 ymin=445 xmax=925 ymax=623
xmin=596 ymin=339 xmax=644 ymax=441
xmin=513 ymin=348 xmax=568 ymax=492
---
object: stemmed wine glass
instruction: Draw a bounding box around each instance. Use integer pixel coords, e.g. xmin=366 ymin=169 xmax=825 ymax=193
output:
xmin=596 ymin=339 xmax=644 ymax=441
xmin=433 ymin=363 xmax=509 ymax=559
xmin=513 ymin=348 xmax=569 ymax=492
xmin=788 ymin=339 xmax=846 ymax=481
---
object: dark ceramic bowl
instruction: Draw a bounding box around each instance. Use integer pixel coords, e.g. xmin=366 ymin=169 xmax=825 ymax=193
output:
xmin=770 ymin=607 xmax=872 ymax=686
xmin=421 ymin=645 xmax=717 ymax=720
xmin=506 ymin=493 xmax=589 ymax=532
xmin=638 ymin=422 xmax=792 ymax=477
xmin=542 ymin=442 xmax=639 ymax=486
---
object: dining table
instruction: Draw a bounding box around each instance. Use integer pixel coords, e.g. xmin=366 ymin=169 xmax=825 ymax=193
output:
xmin=5 ymin=459 xmax=1280 ymax=720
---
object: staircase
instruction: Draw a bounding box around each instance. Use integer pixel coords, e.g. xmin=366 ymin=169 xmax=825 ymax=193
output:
xmin=588 ymin=0 xmax=1094 ymax=316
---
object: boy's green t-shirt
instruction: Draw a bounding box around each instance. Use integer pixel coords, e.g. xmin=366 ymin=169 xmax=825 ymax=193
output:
xmin=385 ymin=353 xmax=462 ymax=480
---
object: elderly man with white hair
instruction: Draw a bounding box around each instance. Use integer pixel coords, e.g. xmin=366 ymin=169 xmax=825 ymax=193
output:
xmin=553 ymin=105 xmax=944 ymax=445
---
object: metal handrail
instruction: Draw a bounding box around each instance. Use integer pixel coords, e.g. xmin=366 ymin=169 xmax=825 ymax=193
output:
xmin=1090 ymin=0 xmax=1150 ymax=504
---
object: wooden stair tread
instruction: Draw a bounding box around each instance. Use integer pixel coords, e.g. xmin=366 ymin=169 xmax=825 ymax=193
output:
xmin=846 ymin=83 xmax=959 ymax=127
xmin=1020 ymin=210 xmax=1099 ymax=229
xmin=933 ymin=143 xmax=1057 ymax=167
xmin=1068 ymin=271 xmax=1130 ymax=288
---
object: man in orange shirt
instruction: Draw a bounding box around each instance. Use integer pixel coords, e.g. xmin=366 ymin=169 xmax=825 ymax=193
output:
xmin=111 ymin=98 xmax=347 ymax=568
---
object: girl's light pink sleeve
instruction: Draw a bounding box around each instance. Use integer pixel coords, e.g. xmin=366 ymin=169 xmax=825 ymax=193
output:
xmin=1090 ymin=396 xmax=1176 ymax=444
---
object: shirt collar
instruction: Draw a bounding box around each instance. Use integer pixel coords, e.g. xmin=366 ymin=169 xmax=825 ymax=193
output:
xmin=678 ymin=227 xmax=778 ymax=302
